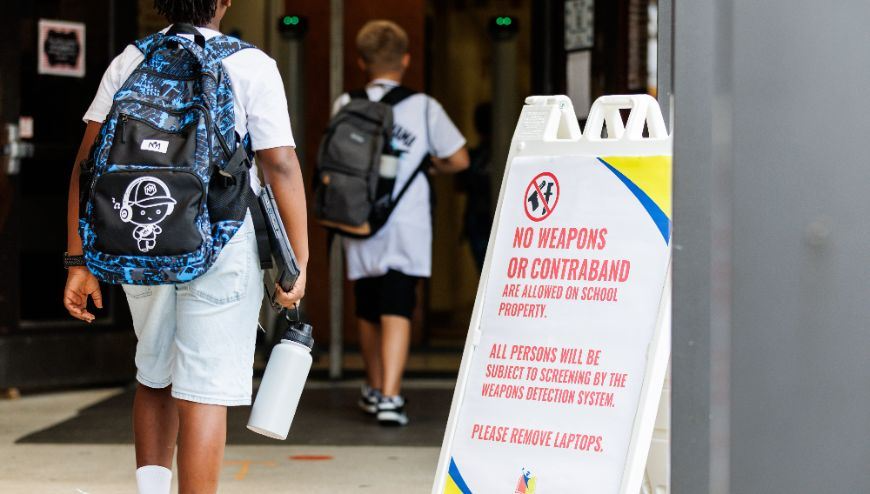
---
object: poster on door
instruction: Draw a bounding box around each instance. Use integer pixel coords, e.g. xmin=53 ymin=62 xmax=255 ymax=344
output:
xmin=434 ymin=95 xmax=671 ymax=494
xmin=38 ymin=19 xmax=86 ymax=78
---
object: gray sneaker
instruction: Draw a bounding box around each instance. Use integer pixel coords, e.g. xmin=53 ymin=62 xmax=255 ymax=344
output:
xmin=358 ymin=385 xmax=381 ymax=415
xmin=377 ymin=395 xmax=409 ymax=426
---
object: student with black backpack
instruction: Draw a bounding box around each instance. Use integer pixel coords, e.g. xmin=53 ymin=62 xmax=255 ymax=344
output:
xmin=62 ymin=1 xmax=308 ymax=492
xmin=316 ymin=20 xmax=469 ymax=426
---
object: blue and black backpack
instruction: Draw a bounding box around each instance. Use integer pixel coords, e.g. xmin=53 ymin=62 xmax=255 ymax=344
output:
xmin=79 ymin=24 xmax=270 ymax=285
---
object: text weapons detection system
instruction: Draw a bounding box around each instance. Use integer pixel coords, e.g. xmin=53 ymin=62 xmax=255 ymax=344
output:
xmin=433 ymin=95 xmax=672 ymax=494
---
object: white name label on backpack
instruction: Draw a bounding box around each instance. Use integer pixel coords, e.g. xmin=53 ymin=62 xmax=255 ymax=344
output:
xmin=141 ymin=139 xmax=169 ymax=154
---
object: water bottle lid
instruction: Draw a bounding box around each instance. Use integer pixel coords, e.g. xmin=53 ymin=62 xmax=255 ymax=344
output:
xmin=284 ymin=322 xmax=314 ymax=349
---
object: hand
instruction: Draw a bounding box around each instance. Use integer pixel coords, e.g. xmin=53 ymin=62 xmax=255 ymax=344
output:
xmin=63 ymin=267 xmax=103 ymax=323
xmin=274 ymin=269 xmax=306 ymax=310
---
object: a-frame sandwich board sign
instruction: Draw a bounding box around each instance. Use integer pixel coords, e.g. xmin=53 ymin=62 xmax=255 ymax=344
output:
xmin=433 ymin=94 xmax=672 ymax=494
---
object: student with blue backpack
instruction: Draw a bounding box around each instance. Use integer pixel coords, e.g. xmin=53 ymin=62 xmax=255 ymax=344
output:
xmin=62 ymin=1 xmax=307 ymax=492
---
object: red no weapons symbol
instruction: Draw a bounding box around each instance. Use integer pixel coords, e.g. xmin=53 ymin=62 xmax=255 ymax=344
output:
xmin=524 ymin=172 xmax=560 ymax=222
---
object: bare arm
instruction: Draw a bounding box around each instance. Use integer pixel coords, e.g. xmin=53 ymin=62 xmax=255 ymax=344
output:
xmin=431 ymin=147 xmax=470 ymax=174
xmin=256 ymin=146 xmax=309 ymax=306
xmin=67 ymin=121 xmax=102 ymax=255
xmin=64 ymin=121 xmax=103 ymax=322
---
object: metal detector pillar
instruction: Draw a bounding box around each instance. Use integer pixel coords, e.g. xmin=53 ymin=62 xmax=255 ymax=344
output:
xmin=488 ymin=16 xmax=520 ymax=211
xmin=327 ymin=0 xmax=345 ymax=380
xmin=276 ymin=15 xmax=308 ymax=165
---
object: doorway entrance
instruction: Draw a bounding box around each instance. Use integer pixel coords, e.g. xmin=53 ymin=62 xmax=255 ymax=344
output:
xmin=0 ymin=0 xmax=139 ymax=389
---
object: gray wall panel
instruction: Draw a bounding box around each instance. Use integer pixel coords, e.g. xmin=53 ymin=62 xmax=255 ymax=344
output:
xmin=673 ymin=0 xmax=870 ymax=492
xmin=729 ymin=1 xmax=870 ymax=492
xmin=671 ymin=0 xmax=719 ymax=491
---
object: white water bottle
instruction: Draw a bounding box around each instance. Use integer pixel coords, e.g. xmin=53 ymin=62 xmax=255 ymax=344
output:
xmin=379 ymin=153 xmax=399 ymax=179
xmin=247 ymin=321 xmax=314 ymax=440
xmin=376 ymin=153 xmax=399 ymax=200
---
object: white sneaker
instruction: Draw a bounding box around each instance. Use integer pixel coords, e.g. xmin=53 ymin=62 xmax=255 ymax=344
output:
xmin=377 ymin=395 xmax=409 ymax=426
xmin=358 ymin=385 xmax=381 ymax=415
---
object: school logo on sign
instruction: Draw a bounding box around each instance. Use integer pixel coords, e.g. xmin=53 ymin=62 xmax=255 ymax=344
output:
xmin=524 ymin=172 xmax=560 ymax=222
xmin=514 ymin=468 xmax=537 ymax=493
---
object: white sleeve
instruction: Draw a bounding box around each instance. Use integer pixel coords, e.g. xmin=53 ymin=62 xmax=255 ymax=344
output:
xmin=426 ymin=97 xmax=466 ymax=159
xmin=331 ymin=93 xmax=351 ymax=116
xmin=82 ymin=45 xmax=142 ymax=123
xmin=243 ymin=59 xmax=295 ymax=151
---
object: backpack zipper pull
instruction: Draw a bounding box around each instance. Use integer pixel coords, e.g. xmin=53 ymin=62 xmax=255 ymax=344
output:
xmin=119 ymin=115 xmax=128 ymax=143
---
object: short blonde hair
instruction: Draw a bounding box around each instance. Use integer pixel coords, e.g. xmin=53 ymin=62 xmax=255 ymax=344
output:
xmin=356 ymin=20 xmax=409 ymax=72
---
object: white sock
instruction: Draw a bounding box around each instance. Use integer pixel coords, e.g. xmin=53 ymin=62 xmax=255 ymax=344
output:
xmin=136 ymin=465 xmax=172 ymax=494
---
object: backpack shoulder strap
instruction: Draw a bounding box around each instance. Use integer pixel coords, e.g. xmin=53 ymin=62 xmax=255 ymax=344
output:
xmin=132 ymin=32 xmax=163 ymax=57
xmin=379 ymin=85 xmax=416 ymax=107
xmin=378 ymin=85 xmax=423 ymax=211
xmin=205 ymin=35 xmax=256 ymax=63
xmin=388 ymin=159 xmax=429 ymax=211
xmin=348 ymin=89 xmax=369 ymax=101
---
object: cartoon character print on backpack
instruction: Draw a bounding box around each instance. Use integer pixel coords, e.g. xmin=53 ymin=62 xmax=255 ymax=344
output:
xmin=118 ymin=177 xmax=177 ymax=253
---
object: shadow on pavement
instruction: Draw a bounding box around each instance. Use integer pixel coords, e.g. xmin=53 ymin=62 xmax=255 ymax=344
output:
xmin=16 ymin=384 xmax=453 ymax=447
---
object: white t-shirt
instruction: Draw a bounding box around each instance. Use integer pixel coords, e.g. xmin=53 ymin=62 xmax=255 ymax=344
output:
xmin=83 ymin=26 xmax=295 ymax=192
xmin=333 ymin=79 xmax=466 ymax=280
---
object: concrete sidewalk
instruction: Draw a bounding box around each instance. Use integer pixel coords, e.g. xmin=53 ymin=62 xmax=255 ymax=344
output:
xmin=0 ymin=387 xmax=442 ymax=493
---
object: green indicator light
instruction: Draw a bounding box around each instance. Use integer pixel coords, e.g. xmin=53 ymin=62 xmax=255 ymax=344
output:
xmin=282 ymin=16 xmax=292 ymax=25
xmin=289 ymin=16 xmax=299 ymax=25
xmin=504 ymin=17 xmax=512 ymax=26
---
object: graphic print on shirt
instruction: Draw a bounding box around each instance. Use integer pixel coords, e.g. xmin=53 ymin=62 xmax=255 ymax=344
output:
xmin=392 ymin=122 xmax=418 ymax=153
xmin=117 ymin=176 xmax=177 ymax=253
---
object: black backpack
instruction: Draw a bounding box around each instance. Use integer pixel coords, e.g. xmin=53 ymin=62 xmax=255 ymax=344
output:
xmin=314 ymin=86 xmax=426 ymax=238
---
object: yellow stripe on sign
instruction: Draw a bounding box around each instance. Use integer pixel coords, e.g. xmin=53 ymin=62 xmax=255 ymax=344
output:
xmin=443 ymin=478 xmax=466 ymax=494
xmin=601 ymin=155 xmax=672 ymax=218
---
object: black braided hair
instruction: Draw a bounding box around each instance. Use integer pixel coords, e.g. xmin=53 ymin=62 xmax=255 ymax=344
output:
xmin=153 ymin=0 xmax=218 ymax=27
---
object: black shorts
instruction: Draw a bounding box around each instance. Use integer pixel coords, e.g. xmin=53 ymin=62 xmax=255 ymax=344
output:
xmin=354 ymin=270 xmax=420 ymax=323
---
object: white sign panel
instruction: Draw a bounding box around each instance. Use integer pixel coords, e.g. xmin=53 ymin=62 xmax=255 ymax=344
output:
xmin=434 ymin=95 xmax=671 ymax=494
xmin=38 ymin=19 xmax=86 ymax=78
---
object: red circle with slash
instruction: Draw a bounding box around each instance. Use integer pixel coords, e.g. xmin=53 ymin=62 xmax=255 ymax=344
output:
xmin=524 ymin=172 xmax=560 ymax=222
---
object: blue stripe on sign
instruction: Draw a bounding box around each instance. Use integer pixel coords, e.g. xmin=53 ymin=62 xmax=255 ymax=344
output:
xmin=448 ymin=457 xmax=473 ymax=494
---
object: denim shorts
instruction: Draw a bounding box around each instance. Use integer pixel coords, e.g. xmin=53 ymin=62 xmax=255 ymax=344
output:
xmin=122 ymin=213 xmax=264 ymax=406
